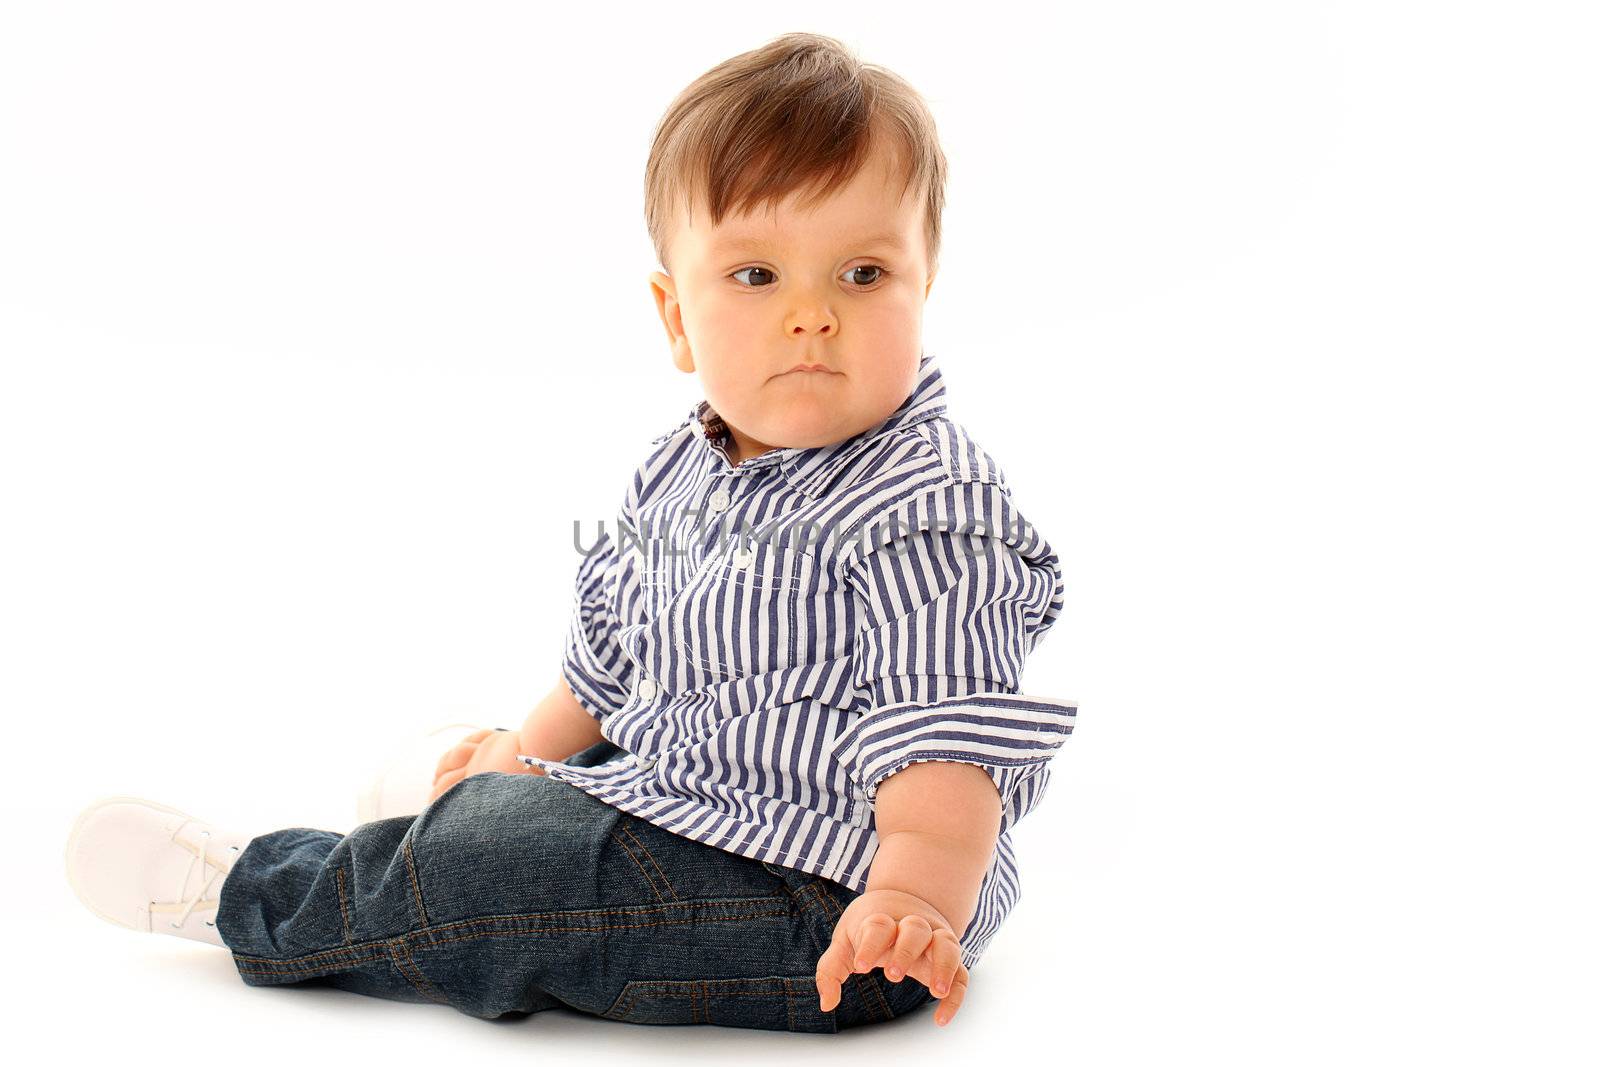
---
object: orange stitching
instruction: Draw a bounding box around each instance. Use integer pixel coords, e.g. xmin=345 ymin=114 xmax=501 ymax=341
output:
xmin=411 ymin=909 xmax=790 ymax=953
xmin=618 ymin=823 xmax=681 ymax=900
xmin=232 ymin=907 xmax=792 ymax=976
xmin=609 ymin=827 xmax=668 ymax=905
xmin=861 ymin=970 xmax=894 ymax=1022
xmin=334 ymin=867 xmax=353 ymax=945
xmin=619 ymin=984 xmax=800 ymax=997
xmin=235 ymin=945 xmax=385 ymax=973
xmin=402 ymin=836 xmax=429 ymax=928
xmin=604 ymin=979 xmax=816 ymax=1029
xmin=231 ymin=897 xmax=787 ymax=970
xmin=387 ymin=940 xmax=450 ymax=1005
xmin=796 ymin=881 xmax=835 ymax=921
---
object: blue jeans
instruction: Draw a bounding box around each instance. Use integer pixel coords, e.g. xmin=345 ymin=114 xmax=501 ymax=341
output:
xmin=215 ymin=740 xmax=933 ymax=1032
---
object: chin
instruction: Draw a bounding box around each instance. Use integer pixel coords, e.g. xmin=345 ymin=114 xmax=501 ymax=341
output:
xmin=768 ymin=411 xmax=852 ymax=449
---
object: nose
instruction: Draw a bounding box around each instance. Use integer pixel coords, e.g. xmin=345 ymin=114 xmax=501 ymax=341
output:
xmin=784 ymin=297 xmax=837 ymax=337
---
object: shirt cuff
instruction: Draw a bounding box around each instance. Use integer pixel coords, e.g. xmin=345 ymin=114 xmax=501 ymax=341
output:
xmin=836 ymin=690 xmax=1078 ymax=834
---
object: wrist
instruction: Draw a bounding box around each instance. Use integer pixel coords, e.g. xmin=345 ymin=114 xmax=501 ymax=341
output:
xmin=865 ymin=831 xmax=990 ymax=939
xmin=854 ymin=887 xmax=953 ymax=931
xmin=493 ymin=728 xmax=534 ymax=772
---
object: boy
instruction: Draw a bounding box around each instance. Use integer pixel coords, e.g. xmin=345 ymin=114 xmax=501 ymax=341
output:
xmin=64 ymin=32 xmax=1077 ymax=1033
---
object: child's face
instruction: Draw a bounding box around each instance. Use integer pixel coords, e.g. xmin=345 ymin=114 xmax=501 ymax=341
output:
xmin=649 ymin=142 xmax=937 ymax=466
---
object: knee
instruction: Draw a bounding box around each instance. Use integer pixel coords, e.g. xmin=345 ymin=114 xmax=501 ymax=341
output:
xmin=409 ymin=771 xmax=548 ymax=864
xmin=402 ymin=772 xmax=569 ymax=923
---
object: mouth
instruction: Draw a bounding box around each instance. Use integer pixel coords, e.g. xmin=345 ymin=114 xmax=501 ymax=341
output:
xmin=785 ymin=363 xmax=837 ymax=375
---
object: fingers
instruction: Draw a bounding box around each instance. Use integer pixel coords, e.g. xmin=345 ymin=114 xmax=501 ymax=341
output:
xmin=886 ymin=929 xmax=968 ymax=1026
xmin=816 ymin=911 xmax=901 ymax=1013
xmin=926 ymin=933 xmax=968 ymax=1026
xmin=882 ymin=914 xmax=935 ymax=982
xmin=851 ymin=912 xmax=898 ymax=973
xmin=428 ymin=766 xmax=468 ymax=803
xmin=931 ymin=966 xmax=969 ymax=1027
xmin=468 ymin=728 xmax=527 ymax=777
xmin=928 ymin=929 xmax=962 ymax=996
xmin=434 ymin=729 xmax=495 ymax=779
xmin=813 ymin=928 xmax=856 ymax=1013
xmin=813 ymin=908 xmax=972 ymax=1026
xmin=433 ymin=743 xmax=470 ymax=782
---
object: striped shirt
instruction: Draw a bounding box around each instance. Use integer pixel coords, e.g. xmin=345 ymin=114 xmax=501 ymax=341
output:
xmin=519 ymin=350 xmax=1077 ymax=969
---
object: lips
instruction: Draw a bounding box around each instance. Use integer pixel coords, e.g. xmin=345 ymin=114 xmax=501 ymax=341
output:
xmin=786 ymin=363 xmax=834 ymax=374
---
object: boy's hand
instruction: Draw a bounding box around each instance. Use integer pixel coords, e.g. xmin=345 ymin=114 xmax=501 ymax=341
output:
xmin=427 ymin=728 xmax=531 ymax=803
xmin=814 ymin=888 xmax=970 ymax=1028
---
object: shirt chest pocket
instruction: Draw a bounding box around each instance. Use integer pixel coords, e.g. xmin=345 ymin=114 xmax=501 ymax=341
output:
xmin=662 ymin=540 xmax=817 ymax=685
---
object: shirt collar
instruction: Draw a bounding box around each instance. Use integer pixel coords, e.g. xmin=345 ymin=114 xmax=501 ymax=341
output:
xmin=656 ymin=350 xmax=950 ymax=501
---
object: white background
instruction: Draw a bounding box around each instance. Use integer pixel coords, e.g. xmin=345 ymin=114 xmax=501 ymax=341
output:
xmin=3 ymin=1 xmax=1595 ymax=1063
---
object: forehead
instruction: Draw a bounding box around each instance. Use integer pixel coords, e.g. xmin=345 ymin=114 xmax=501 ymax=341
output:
xmin=709 ymin=227 xmax=912 ymax=255
xmin=683 ymin=144 xmax=924 ymax=255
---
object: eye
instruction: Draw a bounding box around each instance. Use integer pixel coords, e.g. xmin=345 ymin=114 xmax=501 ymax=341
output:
xmin=727 ymin=264 xmax=891 ymax=289
xmin=730 ymin=266 xmax=776 ymax=288
xmin=844 ymin=265 xmax=887 ymax=287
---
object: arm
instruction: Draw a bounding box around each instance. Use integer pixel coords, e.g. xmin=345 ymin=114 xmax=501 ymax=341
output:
xmin=517 ymin=672 xmax=607 ymax=776
xmin=863 ymin=760 xmax=1003 ymax=942
xmin=812 ymin=760 xmax=1001 ymax=1028
xmin=428 ymin=674 xmax=606 ymax=799
xmin=816 ymin=516 xmax=1074 ymax=1027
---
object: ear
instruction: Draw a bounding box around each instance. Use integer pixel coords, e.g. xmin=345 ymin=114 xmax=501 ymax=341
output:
xmin=923 ymin=265 xmax=938 ymax=301
xmin=649 ymin=271 xmax=695 ymax=373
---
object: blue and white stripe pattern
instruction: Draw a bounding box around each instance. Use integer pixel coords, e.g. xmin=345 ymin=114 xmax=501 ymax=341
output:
xmin=522 ymin=350 xmax=1077 ymax=970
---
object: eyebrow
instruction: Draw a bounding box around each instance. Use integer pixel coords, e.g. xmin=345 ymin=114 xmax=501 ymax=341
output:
xmin=712 ymin=232 xmax=909 ymax=254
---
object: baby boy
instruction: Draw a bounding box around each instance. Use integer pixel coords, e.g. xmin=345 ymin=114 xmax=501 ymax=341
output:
xmin=65 ymin=32 xmax=1077 ymax=1034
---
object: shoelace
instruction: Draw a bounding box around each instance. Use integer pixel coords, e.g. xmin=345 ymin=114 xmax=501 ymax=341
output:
xmin=170 ymin=827 xmax=241 ymax=930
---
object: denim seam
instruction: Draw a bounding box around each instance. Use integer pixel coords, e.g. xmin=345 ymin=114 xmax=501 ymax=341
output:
xmin=333 ymin=866 xmax=353 ymax=946
xmin=607 ymin=978 xmax=812 ymax=1024
xmin=387 ymin=939 xmax=450 ymax=1005
xmin=619 ymin=822 xmax=681 ymax=901
xmin=775 ymin=878 xmax=883 ymax=1025
xmin=608 ymin=828 xmax=666 ymax=904
xmin=780 ymin=881 xmax=833 ymax=958
xmin=617 ymin=983 xmax=807 ymax=996
xmin=610 ymin=824 xmax=680 ymax=903
xmin=409 ymin=907 xmax=791 ymax=953
xmin=403 ymin=836 xmax=430 ymax=928
xmin=233 ymin=942 xmax=387 ymax=976
xmin=229 ymin=897 xmax=795 ymax=975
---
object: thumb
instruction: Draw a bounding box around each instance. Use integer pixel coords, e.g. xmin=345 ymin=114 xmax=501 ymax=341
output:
xmin=814 ymin=924 xmax=859 ymax=1011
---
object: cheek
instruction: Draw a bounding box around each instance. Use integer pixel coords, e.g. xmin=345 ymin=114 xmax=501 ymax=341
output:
xmin=856 ymin=299 xmax=925 ymax=367
xmin=685 ymin=290 xmax=765 ymax=351
xmin=860 ymin=359 xmax=921 ymax=412
xmin=685 ymin=283 xmax=922 ymax=361
xmin=872 ymin=283 xmax=924 ymax=322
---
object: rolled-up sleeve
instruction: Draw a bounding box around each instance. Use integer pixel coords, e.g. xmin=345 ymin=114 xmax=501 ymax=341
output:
xmin=835 ymin=522 xmax=1077 ymax=835
xmin=560 ymin=515 xmax=638 ymax=723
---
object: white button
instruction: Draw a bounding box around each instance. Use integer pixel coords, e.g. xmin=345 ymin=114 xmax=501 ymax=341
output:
xmin=636 ymin=677 xmax=658 ymax=700
xmin=708 ymin=488 xmax=730 ymax=512
xmin=733 ymin=547 xmax=755 ymax=569
xmin=635 ymin=755 xmax=658 ymax=771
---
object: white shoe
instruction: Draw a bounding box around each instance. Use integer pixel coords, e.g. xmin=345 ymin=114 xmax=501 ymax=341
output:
xmin=64 ymin=796 xmax=256 ymax=949
xmin=355 ymin=722 xmax=490 ymax=824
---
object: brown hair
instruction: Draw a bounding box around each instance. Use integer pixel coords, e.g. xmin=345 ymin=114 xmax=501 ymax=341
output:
xmin=644 ymin=32 xmax=948 ymax=276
